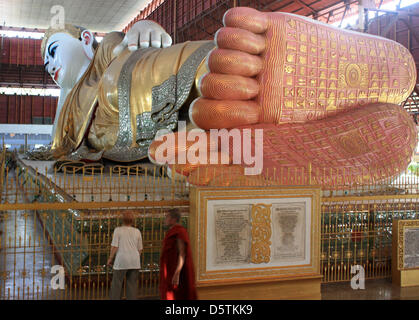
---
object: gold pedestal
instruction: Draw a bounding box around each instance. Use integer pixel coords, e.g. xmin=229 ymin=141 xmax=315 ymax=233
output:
xmin=190 ymin=186 xmax=322 ymax=300
xmin=197 ymin=276 xmax=322 ymax=300
xmin=392 ymin=269 xmax=419 ymax=287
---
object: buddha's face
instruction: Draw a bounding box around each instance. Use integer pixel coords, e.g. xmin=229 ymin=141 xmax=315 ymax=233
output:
xmin=43 ymin=31 xmax=93 ymax=89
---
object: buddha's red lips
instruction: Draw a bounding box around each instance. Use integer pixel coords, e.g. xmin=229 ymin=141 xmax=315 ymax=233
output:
xmin=54 ymin=68 xmax=61 ymax=81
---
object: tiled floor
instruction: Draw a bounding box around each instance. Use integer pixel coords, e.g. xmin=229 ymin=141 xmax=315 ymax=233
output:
xmin=322 ymin=278 xmax=419 ymax=300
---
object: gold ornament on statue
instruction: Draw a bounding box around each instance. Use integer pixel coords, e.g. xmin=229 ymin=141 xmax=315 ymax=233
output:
xmin=41 ymin=24 xmax=85 ymax=57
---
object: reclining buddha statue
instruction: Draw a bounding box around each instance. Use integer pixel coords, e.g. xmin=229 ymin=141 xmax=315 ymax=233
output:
xmin=43 ymin=7 xmax=418 ymax=187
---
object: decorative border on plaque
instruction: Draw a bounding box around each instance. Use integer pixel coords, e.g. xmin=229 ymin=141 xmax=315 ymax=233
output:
xmin=250 ymin=204 xmax=272 ymax=264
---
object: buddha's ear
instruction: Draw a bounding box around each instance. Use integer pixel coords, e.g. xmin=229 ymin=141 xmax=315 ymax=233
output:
xmin=81 ymin=29 xmax=95 ymax=60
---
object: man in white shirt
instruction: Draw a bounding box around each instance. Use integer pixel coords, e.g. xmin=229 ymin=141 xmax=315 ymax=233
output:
xmin=107 ymin=211 xmax=143 ymax=300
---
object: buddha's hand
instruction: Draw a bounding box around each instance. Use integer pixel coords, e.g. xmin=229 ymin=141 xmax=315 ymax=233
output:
xmin=113 ymin=20 xmax=172 ymax=56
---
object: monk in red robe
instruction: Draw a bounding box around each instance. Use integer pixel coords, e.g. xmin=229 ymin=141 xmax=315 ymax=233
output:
xmin=159 ymin=208 xmax=197 ymax=300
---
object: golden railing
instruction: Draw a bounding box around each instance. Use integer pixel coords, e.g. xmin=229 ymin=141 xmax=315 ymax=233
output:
xmin=0 ymin=206 xmax=189 ymax=300
xmin=0 ymin=154 xmax=190 ymax=300
xmin=0 ymin=151 xmax=418 ymax=299
xmin=320 ymin=198 xmax=419 ymax=282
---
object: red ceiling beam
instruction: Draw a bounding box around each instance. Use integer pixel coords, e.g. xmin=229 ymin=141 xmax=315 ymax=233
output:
xmin=294 ymin=0 xmax=318 ymax=15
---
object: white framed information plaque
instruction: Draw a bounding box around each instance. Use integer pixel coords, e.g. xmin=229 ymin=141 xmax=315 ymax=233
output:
xmin=189 ymin=186 xmax=321 ymax=287
xmin=392 ymin=219 xmax=419 ymax=287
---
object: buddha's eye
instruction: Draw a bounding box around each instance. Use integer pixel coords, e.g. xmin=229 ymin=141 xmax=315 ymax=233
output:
xmin=47 ymin=41 xmax=58 ymax=59
xmin=50 ymin=46 xmax=57 ymax=58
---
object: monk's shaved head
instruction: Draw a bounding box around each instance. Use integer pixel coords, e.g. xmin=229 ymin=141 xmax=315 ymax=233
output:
xmin=167 ymin=208 xmax=181 ymax=223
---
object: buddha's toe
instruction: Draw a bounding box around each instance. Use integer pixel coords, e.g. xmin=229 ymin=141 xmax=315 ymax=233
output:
xmin=208 ymin=48 xmax=263 ymax=77
xmin=222 ymin=7 xmax=268 ymax=34
xmin=189 ymin=98 xmax=260 ymax=130
xmin=215 ymin=27 xmax=265 ymax=54
xmin=199 ymin=73 xmax=259 ymax=100
xmin=148 ymin=130 xmax=230 ymax=176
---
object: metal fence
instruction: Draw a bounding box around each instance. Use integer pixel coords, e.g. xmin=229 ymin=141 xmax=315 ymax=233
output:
xmin=0 ymin=150 xmax=418 ymax=299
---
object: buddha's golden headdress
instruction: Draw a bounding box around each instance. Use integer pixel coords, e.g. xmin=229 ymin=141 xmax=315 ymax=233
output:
xmin=41 ymin=24 xmax=87 ymax=58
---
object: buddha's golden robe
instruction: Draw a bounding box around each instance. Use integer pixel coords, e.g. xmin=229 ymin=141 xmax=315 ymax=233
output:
xmin=52 ymin=32 xmax=213 ymax=162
